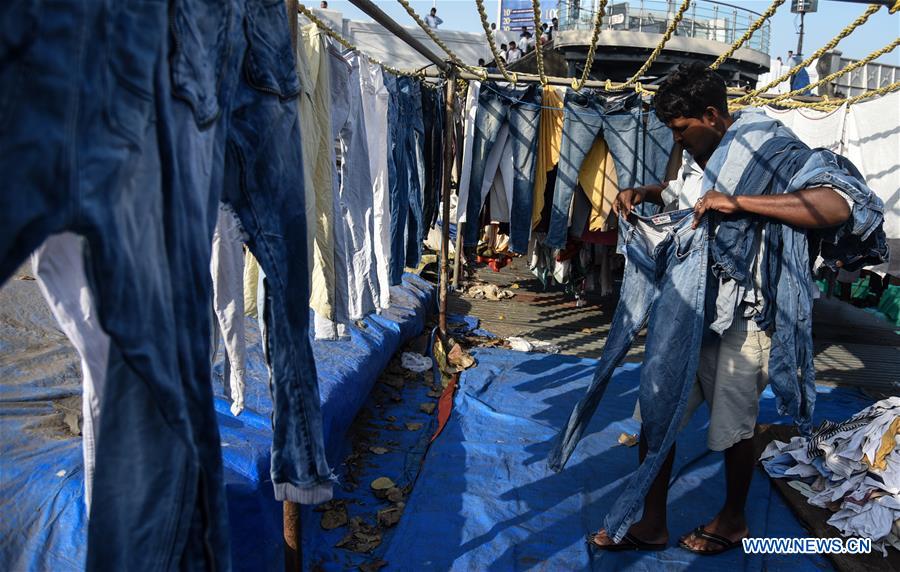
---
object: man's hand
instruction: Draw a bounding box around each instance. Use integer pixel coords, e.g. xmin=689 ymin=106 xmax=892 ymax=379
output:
xmin=612 ymin=188 xmax=646 ymax=217
xmin=692 ymin=189 xmax=741 ymax=228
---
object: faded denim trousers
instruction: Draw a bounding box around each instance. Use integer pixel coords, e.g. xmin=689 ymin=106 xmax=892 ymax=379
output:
xmin=387 ymin=77 xmax=426 ymax=283
xmin=549 ymin=209 xmax=709 ymax=543
xmin=421 ymin=85 xmax=445 ymax=232
xmin=2 ymin=1 xmax=331 ymax=568
xmin=547 ymin=91 xmax=673 ymax=248
xmin=464 ymin=83 xmax=542 ymax=254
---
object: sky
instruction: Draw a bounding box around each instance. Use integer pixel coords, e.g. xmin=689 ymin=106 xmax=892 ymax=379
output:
xmin=323 ymin=0 xmax=900 ymax=65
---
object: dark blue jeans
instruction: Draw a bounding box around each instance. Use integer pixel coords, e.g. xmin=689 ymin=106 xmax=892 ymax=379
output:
xmin=1 ymin=0 xmax=332 ymax=568
xmin=549 ymin=209 xmax=709 ymax=543
xmin=387 ymin=77 xmax=425 ymax=282
xmin=220 ymin=0 xmax=333 ymax=505
xmin=463 ymin=83 xmax=542 ymax=254
xmin=548 ymin=91 xmax=673 ymax=247
xmin=421 ymin=86 xmax=445 ymax=232
xmin=1 ymin=0 xmax=230 ymax=568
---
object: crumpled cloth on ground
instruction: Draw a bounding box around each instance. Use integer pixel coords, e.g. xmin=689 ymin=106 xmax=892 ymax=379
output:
xmin=465 ymin=283 xmax=515 ymax=300
xmin=507 ymin=337 xmax=560 ymax=354
xmin=400 ymin=352 xmax=433 ymax=373
xmin=760 ymin=397 xmax=900 ymax=551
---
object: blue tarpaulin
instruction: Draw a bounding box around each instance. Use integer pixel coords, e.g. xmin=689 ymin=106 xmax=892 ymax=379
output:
xmin=0 ymin=273 xmax=434 ymax=571
xmin=381 ymin=347 xmax=872 ymax=571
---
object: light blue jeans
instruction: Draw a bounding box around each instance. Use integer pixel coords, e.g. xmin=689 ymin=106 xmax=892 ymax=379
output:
xmin=549 ymin=209 xmax=710 ymax=543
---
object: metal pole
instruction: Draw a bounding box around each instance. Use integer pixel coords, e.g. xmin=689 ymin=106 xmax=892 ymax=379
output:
xmin=283 ymin=501 xmax=301 ymax=572
xmin=797 ymin=12 xmax=805 ymax=57
xmin=438 ymin=67 xmax=458 ymax=337
xmin=347 ymin=0 xmax=449 ymax=71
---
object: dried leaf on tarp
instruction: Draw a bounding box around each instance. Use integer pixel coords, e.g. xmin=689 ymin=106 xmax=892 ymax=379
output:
xmin=427 ymin=389 xmax=442 ymax=398
xmin=386 ymin=487 xmax=404 ymax=503
xmin=617 ymin=433 xmax=639 ymax=447
xmin=447 ymin=343 xmax=475 ymax=370
xmin=384 ymin=424 xmax=403 ymax=431
xmin=369 ymin=446 xmax=389 ymax=455
xmin=320 ymin=507 xmax=348 ymax=530
xmin=405 ymin=422 xmax=423 ymax=431
xmin=370 ymin=477 xmax=395 ymax=491
xmin=419 ymin=402 xmax=436 ymax=415
xmin=376 ymin=504 xmax=405 ymax=527
xmin=359 ymin=560 xmax=388 ymax=572
xmin=335 ymin=532 xmax=354 ymax=548
xmin=386 ymin=415 xmax=397 ymax=422
xmin=389 ymin=391 xmax=402 ymax=403
xmin=15 ymin=274 xmax=35 ymax=281
xmin=510 ymin=283 xmax=520 ymax=289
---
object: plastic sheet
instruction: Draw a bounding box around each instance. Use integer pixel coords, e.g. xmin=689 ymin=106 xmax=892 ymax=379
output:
xmin=0 ymin=273 xmax=434 ymax=571
xmin=381 ymin=347 xmax=873 ymax=571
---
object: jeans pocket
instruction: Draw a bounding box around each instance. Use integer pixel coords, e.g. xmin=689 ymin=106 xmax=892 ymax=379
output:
xmin=674 ymin=226 xmax=703 ymax=260
xmin=170 ymin=0 xmax=230 ymax=126
xmin=243 ymin=0 xmax=300 ymax=99
xmin=105 ymin=1 xmax=166 ymax=146
xmin=0 ymin=0 xmax=42 ymax=131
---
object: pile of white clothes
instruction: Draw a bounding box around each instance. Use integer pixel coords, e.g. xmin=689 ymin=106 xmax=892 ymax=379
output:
xmin=760 ymin=397 xmax=900 ymax=555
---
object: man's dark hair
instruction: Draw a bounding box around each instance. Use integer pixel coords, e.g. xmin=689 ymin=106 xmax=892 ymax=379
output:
xmin=653 ymin=62 xmax=728 ymax=123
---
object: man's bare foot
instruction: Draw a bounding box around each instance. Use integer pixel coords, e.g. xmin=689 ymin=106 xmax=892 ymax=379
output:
xmin=679 ymin=513 xmax=748 ymax=554
xmin=589 ymin=520 xmax=668 ymax=548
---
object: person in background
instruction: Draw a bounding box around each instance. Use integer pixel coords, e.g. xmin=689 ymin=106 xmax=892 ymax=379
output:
xmin=320 ymin=1 xmax=327 ymax=8
xmin=542 ymin=22 xmax=552 ymax=44
xmin=478 ymin=58 xmax=486 ymax=67
xmin=519 ymin=25 xmax=533 ymax=50
xmin=787 ymin=49 xmax=794 ymax=62
xmin=506 ymin=41 xmax=523 ymax=63
xmin=491 ymin=22 xmax=497 ymax=31
xmin=500 ymin=42 xmax=508 ymax=54
xmin=425 ymin=7 xmax=443 ymax=29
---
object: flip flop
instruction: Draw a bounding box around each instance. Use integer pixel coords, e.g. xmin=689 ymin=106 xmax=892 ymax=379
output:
xmin=586 ymin=531 xmax=667 ymax=552
xmin=678 ymin=526 xmax=747 ymax=556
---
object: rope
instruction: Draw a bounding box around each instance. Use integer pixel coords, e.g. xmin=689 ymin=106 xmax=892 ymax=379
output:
xmin=475 ymin=0 xmax=515 ymax=83
xmin=709 ymin=0 xmax=784 ymax=70
xmin=744 ymin=81 xmax=900 ymax=111
xmin=618 ymin=0 xmax=691 ymax=89
xmin=733 ymin=3 xmax=883 ymax=104
xmin=532 ymin=0 xmax=548 ymax=85
xmin=297 ymin=3 xmax=422 ymax=77
xmin=571 ymin=0 xmax=608 ymax=91
xmin=396 ymin=0 xmax=486 ymax=79
xmin=763 ymin=37 xmax=900 ymax=106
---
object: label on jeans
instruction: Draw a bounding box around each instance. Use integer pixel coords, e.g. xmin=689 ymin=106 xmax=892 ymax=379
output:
xmin=651 ymin=214 xmax=672 ymax=225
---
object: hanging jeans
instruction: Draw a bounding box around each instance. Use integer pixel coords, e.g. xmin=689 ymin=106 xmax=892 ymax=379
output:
xmin=464 ymin=83 xmax=542 ymax=254
xmin=32 ymin=234 xmax=111 ymax=514
xmin=636 ymin=111 xmax=675 ymax=216
xmin=387 ymin=77 xmax=426 ymax=283
xmin=211 ymin=204 xmax=247 ymax=416
xmin=330 ymin=51 xmax=379 ymax=322
xmin=360 ymin=56 xmax=393 ymax=310
xmin=421 ymin=86 xmax=445 ymax=232
xmin=222 ymin=1 xmax=333 ymax=504
xmin=549 ymin=209 xmax=710 ymax=543
xmin=0 ymin=1 xmax=233 ymax=568
xmin=548 ymin=91 xmax=673 ymax=248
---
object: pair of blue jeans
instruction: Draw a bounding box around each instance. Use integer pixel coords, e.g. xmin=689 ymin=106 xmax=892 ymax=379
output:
xmin=1 ymin=0 xmax=333 ymax=568
xmin=387 ymin=77 xmax=425 ymax=283
xmin=463 ymin=83 xmax=542 ymax=254
xmin=711 ymin=136 xmax=887 ymax=434
xmin=547 ymin=91 xmax=673 ymax=247
xmin=549 ymin=209 xmax=709 ymax=543
xmin=421 ymin=85 xmax=445 ymax=232
xmin=1 ymin=0 xmax=230 ymax=568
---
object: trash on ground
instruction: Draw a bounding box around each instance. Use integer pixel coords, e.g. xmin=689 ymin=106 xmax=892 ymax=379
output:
xmin=400 ymin=352 xmax=432 ymax=373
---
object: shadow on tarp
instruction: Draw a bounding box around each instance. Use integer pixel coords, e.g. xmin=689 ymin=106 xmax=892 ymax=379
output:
xmin=0 ymin=273 xmax=434 ymax=572
xmin=380 ymin=347 xmax=872 ymax=571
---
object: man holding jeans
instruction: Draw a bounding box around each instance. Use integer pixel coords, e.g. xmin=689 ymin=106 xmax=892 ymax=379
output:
xmin=590 ymin=62 xmax=857 ymax=554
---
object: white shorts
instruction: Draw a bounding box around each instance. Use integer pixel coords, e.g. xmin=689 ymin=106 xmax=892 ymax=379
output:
xmin=634 ymin=324 xmax=771 ymax=451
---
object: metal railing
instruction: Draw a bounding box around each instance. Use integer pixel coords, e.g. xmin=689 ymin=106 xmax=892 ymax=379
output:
xmin=558 ymin=0 xmax=771 ymax=54
xmin=832 ymin=57 xmax=899 ymax=97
